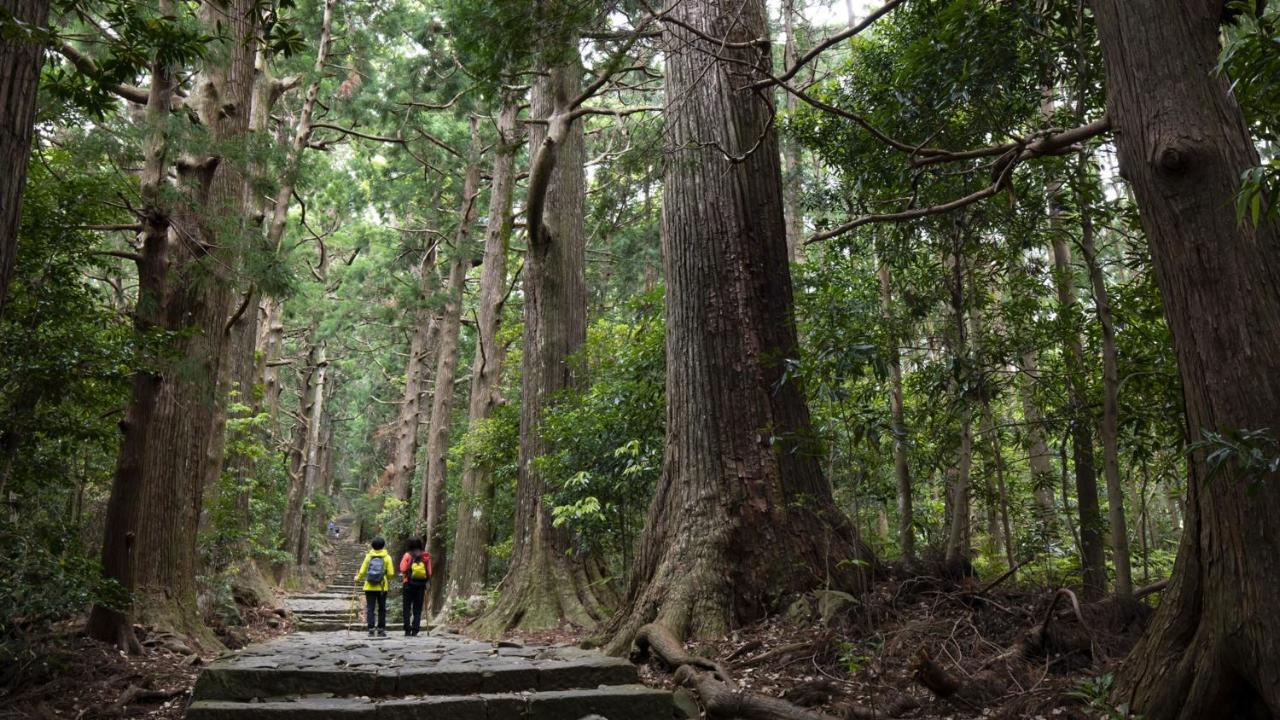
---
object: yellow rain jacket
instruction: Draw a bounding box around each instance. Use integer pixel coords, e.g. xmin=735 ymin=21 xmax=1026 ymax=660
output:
xmin=355 ymin=548 xmax=395 ymax=591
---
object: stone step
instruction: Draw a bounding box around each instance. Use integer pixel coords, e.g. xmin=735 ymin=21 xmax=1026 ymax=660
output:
xmin=195 ymin=653 xmax=637 ymax=701
xmin=187 ymin=685 xmax=672 ymax=720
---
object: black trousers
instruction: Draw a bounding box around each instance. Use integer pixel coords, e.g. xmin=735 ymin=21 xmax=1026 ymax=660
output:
xmin=402 ymin=583 xmax=426 ymax=635
xmin=365 ymin=590 xmax=387 ymax=629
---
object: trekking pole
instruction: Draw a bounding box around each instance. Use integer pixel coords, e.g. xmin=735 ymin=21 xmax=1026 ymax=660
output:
xmin=347 ymin=582 xmax=358 ymax=637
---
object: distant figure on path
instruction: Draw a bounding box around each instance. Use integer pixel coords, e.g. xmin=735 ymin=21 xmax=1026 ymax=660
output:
xmin=327 ymin=520 xmax=338 ymax=538
xmin=355 ymin=536 xmax=395 ymax=637
xmin=399 ymin=537 xmax=432 ymax=636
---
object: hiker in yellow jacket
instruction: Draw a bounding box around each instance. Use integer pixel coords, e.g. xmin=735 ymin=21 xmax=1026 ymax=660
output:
xmin=355 ymin=537 xmax=395 ymax=637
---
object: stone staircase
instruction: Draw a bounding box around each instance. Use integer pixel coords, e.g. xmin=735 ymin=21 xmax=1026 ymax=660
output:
xmin=285 ymin=521 xmax=401 ymax=632
xmin=186 ymin=517 xmax=673 ymax=718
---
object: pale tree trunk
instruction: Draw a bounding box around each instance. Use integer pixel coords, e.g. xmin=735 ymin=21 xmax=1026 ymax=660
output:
xmin=605 ymin=0 xmax=874 ymax=654
xmin=257 ymin=0 xmax=333 ymax=432
xmin=89 ymin=0 xmax=259 ymax=648
xmin=1049 ymin=231 xmax=1107 ymax=599
xmin=944 ymin=240 xmax=972 ymax=566
xmin=447 ymin=94 xmax=519 ymax=605
xmin=259 ymin=299 xmax=286 ymax=425
xmin=422 ymin=117 xmax=482 ymax=614
xmin=382 ymin=247 xmax=440 ymax=505
xmin=780 ymin=0 xmax=804 ymax=262
xmin=1077 ymin=169 xmax=1132 ymax=599
xmin=1092 ymin=3 xmax=1280 ymax=716
xmin=1016 ymin=349 xmax=1059 ymax=531
xmin=294 ymin=344 xmax=328 ymax=571
xmin=878 ymin=262 xmax=913 ymax=561
xmin=0 ymin=0 xmax=49 ymax=319
xmin=1041 ymin=92 xmax=1107 ymax=599
xmin=225 ymin=52 xmax=296 ymax=560
xmin=279 ymin=338 xmax=317 ymax=578
xmin=477 ymin=50 xmax=611 ymax=635
xmin=979 ymin=404 xmax=1016 ymax=569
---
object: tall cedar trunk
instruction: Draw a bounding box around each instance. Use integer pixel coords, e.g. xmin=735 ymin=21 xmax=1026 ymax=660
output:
xmin=256 ymin=0 xmax=334 ymax=430
xmin=1092 ymin=4 xmax=1280 ymax=717
xmin=87 ymin=27 xmax=176 ymax=651
xmin=225 ymin=51 xmax=291 ymax=561
xmin=476 ymin=52 xmax=610 ymax=635
xmin=944 ymin=242 xmax=972 ymax=565
xmin=294 ymin=344 xmax=327 ymax=570
xmin=1049 ymin=233 xmax=1107 ymax=599
xmin=89 ymin=0 xmax=258 ymax=646
xmin=604 ymin=0 xmax=873 ymax=653
xmin=878 ymin=262 xmax=913 ymax=561
xmin=1077 ymin=172 xmax=1132 ymax=599
xmin=422 ymin=117 xmax=482 ymax=614
xmin=1016 ymin=349 xmax=1058 ymax=532
xmin=0 ymin=0 xmax=49 ymax=319
xmin=447 ymin=95 xmax=518 ymax=605
xmin=383 ymin=247 xmax=440 ymax=505
xmin=279 ymin=338 xmax=317 ymax=578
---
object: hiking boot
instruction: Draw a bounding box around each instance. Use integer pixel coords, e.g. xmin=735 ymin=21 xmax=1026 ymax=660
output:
xmin=377 ymin=628 xmax=387 ymax=637
xmin=367 ymin=629 xmax=376 ymax=638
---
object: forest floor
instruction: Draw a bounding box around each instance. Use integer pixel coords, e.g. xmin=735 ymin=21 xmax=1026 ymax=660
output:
xmin=487 ymin=572 xmax=1155 ymax=720
xmin=0 ymin=606 xmax=290 ymax=720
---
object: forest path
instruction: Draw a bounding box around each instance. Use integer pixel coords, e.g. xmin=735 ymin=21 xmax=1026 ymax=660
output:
xmin=284 ymin=518 xmax=382 ymax=632
xmin=184 ymin=518 xmax=673 ymax=718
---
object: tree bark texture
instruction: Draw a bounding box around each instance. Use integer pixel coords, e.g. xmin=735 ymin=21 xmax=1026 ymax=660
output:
xmin=1091 ymin=3 xmax=1280 ymax=717
xmin=447 ymin=95 xmax=518 ymax=606
xmin=476 ymin=51 xmax=610 ymax=634
xmin=422 ymin=117 xmax=482 ymax=614
xmin=0 ymin=0 xmax=49 ymax=319
xmin=605 ymin=0 xmax=874 ymax=654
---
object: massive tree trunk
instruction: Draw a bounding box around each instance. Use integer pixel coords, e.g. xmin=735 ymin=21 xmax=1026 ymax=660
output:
xmin=1049 ymin=230 xmax=1107 ymax=599
xmin=878 ymin=262 xmax=913 ymax=562
xmin=0 ymin=0 xmax=49 ymax=319
xmin=476 ymin=51 xmax=610 ymax=635
xmin=422 ymin=117 xmax=482 ymax=614
xmin=89 ymin=0 xmax=258 ymax=648
xmin=447 ymin=95 xmax=518 ymax=606
xmin=87 ymin=37 xmax=176 ymax=650
xmin=605 ymin=0 xmax=874 ymax=654
xmin=1092 ymin=4 xmax=1280 ymax=717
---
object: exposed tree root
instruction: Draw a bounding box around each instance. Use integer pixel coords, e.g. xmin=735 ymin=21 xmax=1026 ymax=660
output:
xmin=632 ymin=623 xmax=914 ymax=720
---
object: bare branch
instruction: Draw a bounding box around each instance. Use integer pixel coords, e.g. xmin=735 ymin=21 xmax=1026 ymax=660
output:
xmin=56 ymin=42 xmax=150 ymax=104
xmin=754 ymin=0 xmax=909 ymax=90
